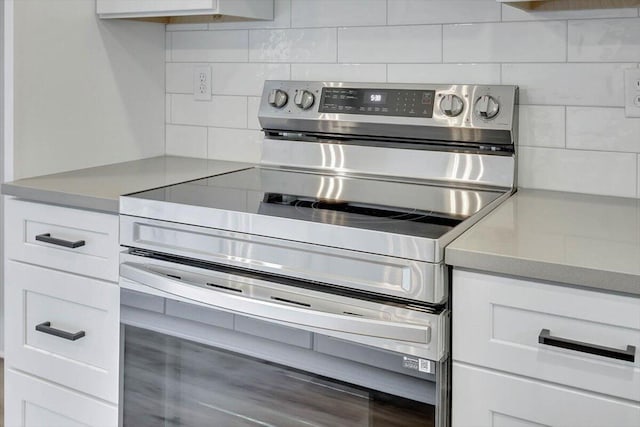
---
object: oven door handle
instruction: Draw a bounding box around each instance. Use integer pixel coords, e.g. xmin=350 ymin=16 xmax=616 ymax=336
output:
xmin=120 ymin=263 xmax=431 ymax=344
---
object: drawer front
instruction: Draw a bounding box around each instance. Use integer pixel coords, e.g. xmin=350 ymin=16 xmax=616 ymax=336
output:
xmin=452 ymin=269 xmax=640 ymax=401
xmin=453 ymin=363 xmax=640 ymax=427
xmin=6 ymin=261 xmax=120 ymax=403
xmin=6 ymin=198 xmax=119 ymax=282
xmin=121 ymin=215 xmax=444 ymax=303
xmin=5 ymin=369 xmax=118 ymax=427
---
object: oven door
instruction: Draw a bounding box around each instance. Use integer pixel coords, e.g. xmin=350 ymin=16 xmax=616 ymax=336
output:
xmin=119 ymin=251 xmax=449 ymax=427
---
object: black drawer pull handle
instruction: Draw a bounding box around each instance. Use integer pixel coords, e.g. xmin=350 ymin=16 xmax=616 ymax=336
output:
xmin=35 ymin=233 xmax=85 ymax=249
xmin=35 ymin=321 xmax=86 ymax=341
xmin=539 ymin=329 xmax=635 ymax=362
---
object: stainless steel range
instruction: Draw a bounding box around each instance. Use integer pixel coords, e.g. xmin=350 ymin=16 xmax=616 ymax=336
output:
xmin=118 ymin=80 xmax=518 ymax=427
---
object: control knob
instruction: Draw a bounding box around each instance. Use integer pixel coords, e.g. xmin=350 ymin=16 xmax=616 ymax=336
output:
xmin=294 ymin=90 xmax=315 ymax=110
xmin=474 ymin=95 xmax=500 ymax=119
xmin=439 ymin=94 xmax=464 ymax=117
xmin=268 ymin=89 xmax=288 ymax=109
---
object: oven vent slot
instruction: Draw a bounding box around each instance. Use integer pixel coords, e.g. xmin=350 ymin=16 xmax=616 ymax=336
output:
xmin=343 ymin=311 xmax=363 ymax=317
xmin=207 ymin=283 xmax=243 ymax=293
xmin=271 ymin=296 xmax=311 ymax=308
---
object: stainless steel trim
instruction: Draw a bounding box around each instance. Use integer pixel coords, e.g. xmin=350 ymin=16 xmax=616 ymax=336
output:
xmin=258 ymin=81 xmax=518 ymax=145
xmin=261 ymin=139 xmax=516 ymax=189
xmin=120 ymin=262 xmax=433 ymax=344
xmin=119 ymin=215 xmax=446 ymax=303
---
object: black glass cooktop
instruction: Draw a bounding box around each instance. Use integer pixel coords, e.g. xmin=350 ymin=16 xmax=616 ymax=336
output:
xmin=127 ymin=167 xmax=504 ymax=239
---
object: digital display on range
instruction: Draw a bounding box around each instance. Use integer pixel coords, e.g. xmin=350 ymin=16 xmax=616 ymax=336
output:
xmin=364 ymin=91 xmax=387 ymax=105
xmin=319 ymin=88 xmax=435 ymax=118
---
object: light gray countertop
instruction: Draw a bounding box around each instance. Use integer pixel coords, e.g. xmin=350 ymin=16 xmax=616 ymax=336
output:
xmin=1 ymin=156 xmax=253 ymax=212
xmin=446 ymin=189 xmax=640 ymax=296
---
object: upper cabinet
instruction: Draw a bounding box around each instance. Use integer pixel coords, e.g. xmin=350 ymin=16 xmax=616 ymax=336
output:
xmin=97 ymin=0 xmax=273 ymax=23
xmin=498 ymin=0 xmax=640 ymax=10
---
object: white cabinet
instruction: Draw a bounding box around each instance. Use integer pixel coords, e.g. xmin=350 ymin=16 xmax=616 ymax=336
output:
xmin=497 ymin=0 xmax=640 ymax=10
xmin=452 ymin=269 xmax=640 ymax=427
xmin=5 ymin=198 xmax=119 ymax=281
xmin=453 ymin=364 xmax=640 ymax=427
xmin=5 ymin=370 xmax=118 ymax=427
xmin=97 ymin=0 xmax=273 ymax=23
xmin=4 ymin=198 xmax=120 ymax=426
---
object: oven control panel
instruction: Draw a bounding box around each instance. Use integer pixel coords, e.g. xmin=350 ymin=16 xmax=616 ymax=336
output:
xmin=318 ymin=87 xmax=436 ymax=118
xmin=259 ymin=80 xmax=519 ymax=145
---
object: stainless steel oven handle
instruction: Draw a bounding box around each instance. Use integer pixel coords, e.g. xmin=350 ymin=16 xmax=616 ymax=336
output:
xmin=120 ymin=263 xmax=431 ymax=344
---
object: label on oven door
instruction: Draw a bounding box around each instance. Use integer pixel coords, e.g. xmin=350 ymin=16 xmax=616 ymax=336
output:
xmin=402 ymin=356 xmax=434 ymax=374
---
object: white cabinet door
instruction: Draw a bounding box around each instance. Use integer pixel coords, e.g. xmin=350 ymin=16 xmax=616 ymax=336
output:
xmin=5 ymin=198 xmax=119 ymax=282
xmin=453 ymin=363 xmax=640 ymax=427
xmin=5 ymin=369 xmax=118 ymax=427
xmin=6 ymin=261 xmax=120 ymax=403
xmin=452 ymin=269 xmax=640 ymax=401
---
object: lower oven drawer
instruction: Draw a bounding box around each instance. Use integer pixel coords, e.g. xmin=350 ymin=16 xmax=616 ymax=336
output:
xmin=5 ymin=369 xmax=118 ymax=427
xmin=452 ymin=363 xmax=640 ymax=427
xmin=120 ymin=252 xmax=448 ymax=362
xmin=5 ymin=261 xmax=120 ymax=403
xmin=453 ymin=269 xmax=640 ymax=402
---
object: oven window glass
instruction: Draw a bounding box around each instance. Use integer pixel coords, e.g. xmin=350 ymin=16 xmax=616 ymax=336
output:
xmin=123 ymin=325 xmax=435 ymax=427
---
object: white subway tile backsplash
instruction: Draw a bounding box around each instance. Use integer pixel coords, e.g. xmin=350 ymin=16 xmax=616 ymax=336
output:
xmin=166 ymin=32 xmax=172 ymax=61
xmin=166 ymin=63 xmax=194 ymax=94
xmin=444 ymin=22 xmax=567 ymax=63
xmin=211 ymin=63 xmax=290 ymax=95
xmin=166 ymin=94 xmax=172 ymax=123
xmin=247 ymin=97 xmax=262 ymax=130
xmin=207 ymin=0 xmax=292 ymax=30
xmin=208 ymin=128 xmax=262 ymax=163
xmin=166 ymin=23 xmax=209 ymax=32
xmin=171 ymin=30 xmax=248 ymax=62
xmin=518 ymin=106 xmax=565 ymax=148
xmin=389 ymin=0 xmax=501 ymax=25
xmin=291 ymin=64 xmax=386 ymax=82
xmin=166 ymin=125 xmax=208 ymax=158
xmin=568 ymin=18 xmax=640 ymax=62
xmin=518 ymin=147 xmax=637 ymax=198
xmin=502 ymin=63 xmax=634 ymax=106
xmin=338 ymin=25 xmax=441 ymax=63
xmin=501 ymin=4 xmax=639 ymax=21
xmin=387 ymin=64 xmax=501 ymax=84
xmin=164 ymin=2 xmax=640 ymax=199
xmin=249 ymin=28 xmax=337 ymax=62
xmin=291 ymin=0 xmax=386 ymax=27
xmin=167 ymin=63 xmax=289 ymax=95
xmin=171 ymin=95 xmax=247 ymax=128
xmin=567 ymin=107 xmax=640 ymax=153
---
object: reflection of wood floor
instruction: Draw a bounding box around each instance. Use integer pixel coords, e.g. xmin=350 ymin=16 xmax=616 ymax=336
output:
xmin=123 ymin=326 xmax=434 ymax=427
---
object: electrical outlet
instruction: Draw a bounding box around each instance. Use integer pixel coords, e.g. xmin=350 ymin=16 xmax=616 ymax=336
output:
xmin=624 ymin=68 xmax=640 ymax=118
xmin=193 ymin=66 xmax=211 ymax=101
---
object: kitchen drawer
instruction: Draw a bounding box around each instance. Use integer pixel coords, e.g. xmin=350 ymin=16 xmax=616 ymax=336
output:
xmin=452 ymin=362 xmax=640 ymax=427
xmin=6 ymin=261 xmax=120 ymax=403
xmin=5 ymin=369 xmax=118 ymax=427
xmin=6 ymin=198 xmax=119 ymax=282
xmin=452 ymin=269 xmax=640 ymax=401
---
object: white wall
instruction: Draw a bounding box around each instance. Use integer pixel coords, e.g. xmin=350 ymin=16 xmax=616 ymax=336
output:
xmin=165 ymin=0 xmax=640 ymax=198
xmin=13 ymin=0 xmax=166 ymax=179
